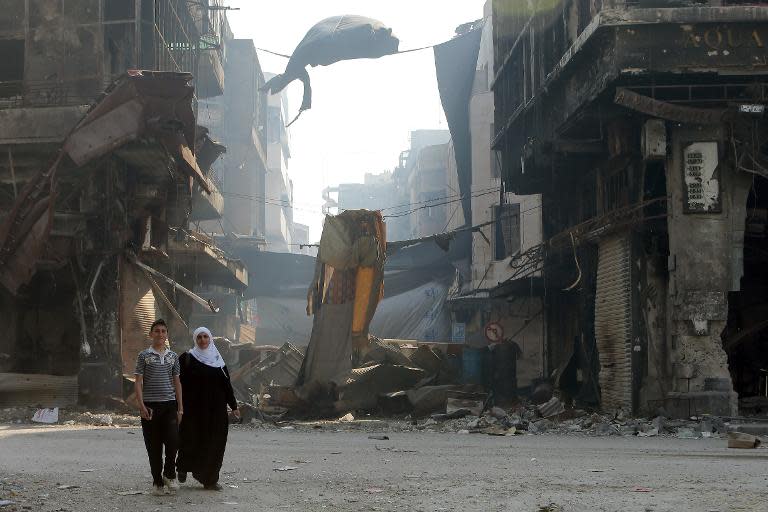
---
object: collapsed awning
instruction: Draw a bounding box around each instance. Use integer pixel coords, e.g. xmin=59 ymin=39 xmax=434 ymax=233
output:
xmin=64 ymin=70 xmax=211 ymax=193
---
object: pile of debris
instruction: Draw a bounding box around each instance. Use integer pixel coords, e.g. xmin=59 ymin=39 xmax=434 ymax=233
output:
xmin=244 ymin=336 xmax=476 ymax=419
xmin=418 ymin=396 xmax=767 ymax=445
xmin=0 ymin=406 xmax=139 ymax=427
xmin=230 ymin=342 xmax=305 ymax=404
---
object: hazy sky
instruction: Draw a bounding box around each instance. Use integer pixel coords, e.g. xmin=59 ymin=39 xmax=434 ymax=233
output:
xmin=226 ymin=0 xmax=486 ymax=242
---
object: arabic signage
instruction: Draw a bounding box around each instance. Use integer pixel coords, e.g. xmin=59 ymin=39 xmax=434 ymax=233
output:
xmin=683 ymin=142 xmax=721 ymax=214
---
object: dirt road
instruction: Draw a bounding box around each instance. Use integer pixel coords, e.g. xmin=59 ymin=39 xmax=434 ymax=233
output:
xmin=1 ymin=424 xmax=766 ymax=511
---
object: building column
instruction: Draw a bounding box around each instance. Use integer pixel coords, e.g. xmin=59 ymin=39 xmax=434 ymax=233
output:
xmin=664 ymin=125 xmax=751 ymax=417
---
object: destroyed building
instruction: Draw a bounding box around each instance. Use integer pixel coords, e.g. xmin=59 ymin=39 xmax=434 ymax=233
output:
xmin=492 ymin=0 xmax=768 ymax=416
xmin=0 ymin=0 xmax=247 ymax=407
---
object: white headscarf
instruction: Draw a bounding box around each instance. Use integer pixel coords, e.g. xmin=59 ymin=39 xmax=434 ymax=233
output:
xmin=190 ymin=327 xmax=225 ymax=368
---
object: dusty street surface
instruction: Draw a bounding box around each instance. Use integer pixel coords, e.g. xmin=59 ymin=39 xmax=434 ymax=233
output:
xmin=1 ymin=425 xmax=766 ymax=512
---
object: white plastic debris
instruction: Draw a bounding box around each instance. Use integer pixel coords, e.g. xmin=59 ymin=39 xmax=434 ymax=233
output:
xmin=31 ymin=407 xmax=59 ymax=424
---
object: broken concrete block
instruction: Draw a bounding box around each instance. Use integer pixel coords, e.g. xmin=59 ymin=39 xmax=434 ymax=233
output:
xmin=728 ymin=432 xmax=761 ymax=449
xmin=637 ymin=428 xmax=659 ymax=437
xmin=489 ymin=406 xmax=508 ymax=420
xmin=446 ymin=391 xmax=485 ymax=416
xmin=595 ymin=422 xmax=619 ymax=436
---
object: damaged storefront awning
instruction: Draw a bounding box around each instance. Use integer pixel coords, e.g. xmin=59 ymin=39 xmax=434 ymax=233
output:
xmin=64 ymin=70 xmax=212 ymax=193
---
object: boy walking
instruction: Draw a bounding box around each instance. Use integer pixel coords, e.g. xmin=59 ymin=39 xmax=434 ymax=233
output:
xmin=134 ymin=319 xmax=183 ymax=495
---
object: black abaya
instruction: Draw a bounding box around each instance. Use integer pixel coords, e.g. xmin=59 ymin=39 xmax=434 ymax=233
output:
xmin=176 ymin=353 xmax=237 ymax=486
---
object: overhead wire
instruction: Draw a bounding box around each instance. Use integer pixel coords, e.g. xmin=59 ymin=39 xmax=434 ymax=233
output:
xmin=253 ymin=16 xmax=489 ymax=60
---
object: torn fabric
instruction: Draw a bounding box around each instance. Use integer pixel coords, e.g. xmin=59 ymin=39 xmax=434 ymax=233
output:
xmin=261 ymin=15 xmax=399 ymax=125
xmin=434 ymin=25 xmax=483 ymax=229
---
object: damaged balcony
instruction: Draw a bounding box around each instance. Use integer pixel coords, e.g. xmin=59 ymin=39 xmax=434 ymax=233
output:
xmin=168 ymin=230 xmax=248 ymax=291
xmin=190 ymin=178 xmax=225 ymax=221
xmin=190 ymin=127 xmax=227 ymax=221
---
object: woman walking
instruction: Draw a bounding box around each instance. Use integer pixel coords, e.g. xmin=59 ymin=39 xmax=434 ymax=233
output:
xmin=176 ymin=327 xmax=240 ymax=490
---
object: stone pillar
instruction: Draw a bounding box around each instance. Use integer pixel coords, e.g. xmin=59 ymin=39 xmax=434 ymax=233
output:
xmin=664 ymin=125 xmax=751 ymax=417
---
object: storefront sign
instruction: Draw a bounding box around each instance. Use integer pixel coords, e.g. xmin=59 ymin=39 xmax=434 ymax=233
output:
xmin=451 ymin=322 xmax=466 ymax=343
xmin=683 ymin=142 xmax=721 ymax=213
xmin=739 ymin=104 xmax=765 ymax=115
xmin=683 ymin=26 xmax=765 ymax=50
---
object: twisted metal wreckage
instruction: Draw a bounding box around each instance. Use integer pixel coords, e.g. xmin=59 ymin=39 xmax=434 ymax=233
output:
xmin=0 ymin=71 xmax=239 ymax=406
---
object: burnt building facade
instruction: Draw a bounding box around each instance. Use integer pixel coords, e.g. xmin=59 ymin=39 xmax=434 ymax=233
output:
xmin=0 ymin=1 xmax=246 ymax=407
xmin=493 ymin=0 xmax=768 ymax=416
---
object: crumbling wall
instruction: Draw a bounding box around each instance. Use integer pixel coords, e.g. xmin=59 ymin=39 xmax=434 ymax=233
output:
xmin=26 ymin=0 xmax=103 ymax=104
xmin=665 ymin=125 xmax=753 ymax=416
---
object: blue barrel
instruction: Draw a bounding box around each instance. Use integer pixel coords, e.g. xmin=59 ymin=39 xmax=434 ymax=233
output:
xmin=462 ymin=346 xmax=488 ymax=385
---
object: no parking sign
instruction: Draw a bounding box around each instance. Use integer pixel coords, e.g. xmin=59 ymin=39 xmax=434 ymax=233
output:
xmin=484 ymin=322 xmax=504 ymax=343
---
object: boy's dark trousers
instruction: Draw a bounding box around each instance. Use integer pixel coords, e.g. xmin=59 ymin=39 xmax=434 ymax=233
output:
xmin=141 ymin=400 xmax=178 ymax=486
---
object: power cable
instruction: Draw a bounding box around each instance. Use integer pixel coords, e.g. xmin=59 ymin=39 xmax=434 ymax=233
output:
xmin=254 ymin=17 xmax=489 ymax=60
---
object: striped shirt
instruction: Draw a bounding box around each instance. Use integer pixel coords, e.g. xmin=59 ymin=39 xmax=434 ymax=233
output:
xmin=134 ymin=347 xmax=180 ymax=402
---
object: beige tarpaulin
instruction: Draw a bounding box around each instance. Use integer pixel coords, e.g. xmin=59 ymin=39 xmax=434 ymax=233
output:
xmin=297 ymin=210 xmax=386 ymax=397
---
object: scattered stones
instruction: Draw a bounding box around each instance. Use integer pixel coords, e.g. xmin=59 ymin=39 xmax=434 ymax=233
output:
xmin=595 ymin=423 xmax=619 ymax=436
xmin=676 ymin=428 xmax=700 ymax=439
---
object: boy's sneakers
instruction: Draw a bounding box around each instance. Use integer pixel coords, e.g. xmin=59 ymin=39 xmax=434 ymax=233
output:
xmin=151 ymin=484 xmax=164 ymax=496
xmin=163 ymin=477 xmax=179 ymax=493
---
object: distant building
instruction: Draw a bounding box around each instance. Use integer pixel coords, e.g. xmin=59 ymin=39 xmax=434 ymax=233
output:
xmin=292 ymin=223 xmax=312 ymax=255
xmin=408 ymin=143 xmax=455 ymax=238
xmin=323 ymin=171 xmax=397 ymax=215
xmin=264 ymin=73 xmax=295 ymax=253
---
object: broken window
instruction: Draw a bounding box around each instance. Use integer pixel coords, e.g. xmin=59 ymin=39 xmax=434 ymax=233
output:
xmin=0 ymin=39 xmax=24 ymax=98
xmin=495 ymin=203 xmax=521 ymax=260
xmin=105 ymin=24 xmax=136 ymax=76
xmin=420 ymin=190 xmax=445 ymax=219
xmin=105 ymin=0 xmax=135 ymax=21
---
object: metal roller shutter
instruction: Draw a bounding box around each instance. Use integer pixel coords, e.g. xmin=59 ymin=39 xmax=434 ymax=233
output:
xmin=120 ymin=263 xmax=158 ymax=375
xmin=595 ymin=235 xmax=633 ymax=411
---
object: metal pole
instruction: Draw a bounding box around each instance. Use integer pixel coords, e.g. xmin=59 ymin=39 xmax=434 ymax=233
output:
xmin=131 ymin=257 xmax=220 ymax=313
xmin=7 ymin=148 xmax=17 ymax=198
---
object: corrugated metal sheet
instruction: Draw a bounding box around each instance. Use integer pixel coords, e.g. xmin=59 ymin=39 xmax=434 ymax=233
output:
xmin=595 ymin=235 xmax=632 ymax=411
xmin=0 ymin=373 xmax=78 ymax=407
xmin=239 ymin=324 xmax=256 ymax=343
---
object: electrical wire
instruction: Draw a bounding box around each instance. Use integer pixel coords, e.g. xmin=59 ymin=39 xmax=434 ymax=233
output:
xmin=384 ymin=190 xmax=537 ymax=219
xmin=254 ymin=17 xmax=489 ymax=60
